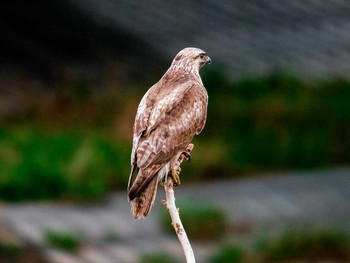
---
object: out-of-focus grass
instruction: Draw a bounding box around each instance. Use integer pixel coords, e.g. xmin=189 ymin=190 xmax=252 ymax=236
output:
xmin=209 ymin=244 xmax=244 ymax=263
xmin=0 ymin=127 xmax=130 ymax=201
xmin=203 ymin=71 xmax=350 ymax=175
xmin=256 ymin=229 xmax=350 ymax=262
xmin=0 ymin=239 xmax=21 ymax=259
xmin=161 ymin=200 xmax=228 ymax=241
xmin=0 ymin=71 xmax=349 ymax=201
xmin=44 ymin=229 xmax=83 ymax=252
xmin=140 ymin=252 xmax=180 ymax=263
xmin=208 ymin=228 xmax=350 ymax=263
xmin=0 ymin=225 xmax=48 ymax=263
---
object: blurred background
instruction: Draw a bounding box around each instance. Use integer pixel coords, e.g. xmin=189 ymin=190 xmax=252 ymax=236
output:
xmin=0 ymin=1 xmax=350 ymax=262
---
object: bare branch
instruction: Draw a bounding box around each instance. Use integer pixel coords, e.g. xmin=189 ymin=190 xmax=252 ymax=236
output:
xmin=163 ymin=177 xmax=196 ymax=263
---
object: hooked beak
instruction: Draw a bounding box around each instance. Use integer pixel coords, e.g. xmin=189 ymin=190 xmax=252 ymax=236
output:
xmin=206 ymin=56 xmax=211 ymax=64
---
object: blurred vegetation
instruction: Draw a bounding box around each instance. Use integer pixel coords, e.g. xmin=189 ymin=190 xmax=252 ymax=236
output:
xmin=0 ymin=243 xmax=47 ymax=263
xmin=256 ymin=228 xmax=350 ymax=262
xmin=0 ymin=227 xmax=48 ymax=263
xmin=209 ymin=243 xmax=245 ymax=263
xmin=161 ymin=200 xmax=228 ymax=241
xmin=202 ymin=69 xmax=350 ymax=175
xmin=0 ymin=239 xmax=21 ymax=260
xmin=139 ymin=252 xmax=180 ymax=263
xmin=0 ymin=127 xmax=130 ymax=201
xmin=44 ymin=229 xmax=83 ymax=252
xmin=208 ymin=228 xmax=350 ymax=263
xmin=0 ymin=69 xmax=349 ymax=201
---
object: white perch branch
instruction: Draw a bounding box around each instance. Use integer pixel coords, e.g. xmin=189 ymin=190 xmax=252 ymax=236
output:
xmin=163 ymin=177 xmax=196 ymax=263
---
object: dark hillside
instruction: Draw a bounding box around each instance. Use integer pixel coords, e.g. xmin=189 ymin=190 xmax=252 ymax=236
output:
xmin=0 ymin=0 xmax=166 ymax=80
xmin=70 ymin=0 xmax=350 ymax=78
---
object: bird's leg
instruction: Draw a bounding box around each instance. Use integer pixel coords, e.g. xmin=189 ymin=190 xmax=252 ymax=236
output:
xmin=170 ymin=166 xmax=181 ymax=186
xmin=181 ymin=143 xmax=194 ymax=162
xmin=168 ymin=144 xmax=194 ymax=186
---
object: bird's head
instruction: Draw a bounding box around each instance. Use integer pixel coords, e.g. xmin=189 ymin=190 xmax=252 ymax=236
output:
xmin=171 ymin=47 xmax=211 ymax=73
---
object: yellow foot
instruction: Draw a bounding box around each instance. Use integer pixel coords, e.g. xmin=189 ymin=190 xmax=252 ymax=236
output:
xmin=170 ymin=166 xmax=181 ymax=186
xmin=181 ymin=150 xmax=192 ymax=162
xmin=166 ymin=144 xmax=194 ymax=186
xmin=179 ymin=143 xmax=194 ymax=162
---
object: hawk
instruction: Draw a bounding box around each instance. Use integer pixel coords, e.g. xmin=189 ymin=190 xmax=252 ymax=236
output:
xmin=127 ymin=47 xmax=211 ymax=219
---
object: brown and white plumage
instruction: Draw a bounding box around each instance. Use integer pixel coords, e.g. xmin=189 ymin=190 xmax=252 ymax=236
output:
xmin=127 ymin=47 xmax=211 ymax=219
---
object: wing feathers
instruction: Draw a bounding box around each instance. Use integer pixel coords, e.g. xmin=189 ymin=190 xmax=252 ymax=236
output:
xmin=128 ymin=165 xmax=162 ymax=201
xmin=128 ymin=60 xmax=209 ymax=219
xmin=127 ymin=165 xmax=138 ymax=191
xmin=130 ymin=175 xmax=158 ymax=219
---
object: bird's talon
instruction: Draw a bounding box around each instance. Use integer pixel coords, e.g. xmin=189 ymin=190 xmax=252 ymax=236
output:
xmin=182 ymin=151 xmax=192 ymax=162
xmin=170 ymin=168 xmax=181 ymax=186
xmin=181 ymin=143 xmax=194 ymax=162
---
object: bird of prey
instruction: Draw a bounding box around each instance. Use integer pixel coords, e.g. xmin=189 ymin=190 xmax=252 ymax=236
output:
xmin=127 ymin=47 xmax=211 ymax=219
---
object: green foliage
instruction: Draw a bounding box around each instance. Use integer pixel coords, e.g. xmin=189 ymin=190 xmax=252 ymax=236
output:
xmin=201 ymin=70 xmax=350 ymax=175
xmin=0 ymin=71 xmax=350 ymax=201
xmin=140 ymin=252 xmax=179 ymax=263
xmin=256 ymin=229 xmax=350 ymax=262
xmin=161 ymin=200 xmax=228 ymax=241
xmin=44 ymin=229 xmax=83 ymax=252
xmin=209 ymin=244 xmax=244 ymax=263
xmin=0 ymin=128 xmax=130 ymax=201
xmin=0 ymin=242 xmax=47 ymax=263
xmin=0 ymin=239 xmax=21 ymax=258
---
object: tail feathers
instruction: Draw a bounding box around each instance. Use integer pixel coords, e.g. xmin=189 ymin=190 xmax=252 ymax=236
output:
xmin=130 ymin=176 xmax=158 ymax=219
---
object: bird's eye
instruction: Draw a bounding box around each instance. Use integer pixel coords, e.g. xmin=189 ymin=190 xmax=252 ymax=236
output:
xmin=200 ymin=54 xmax=205 ymax=59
